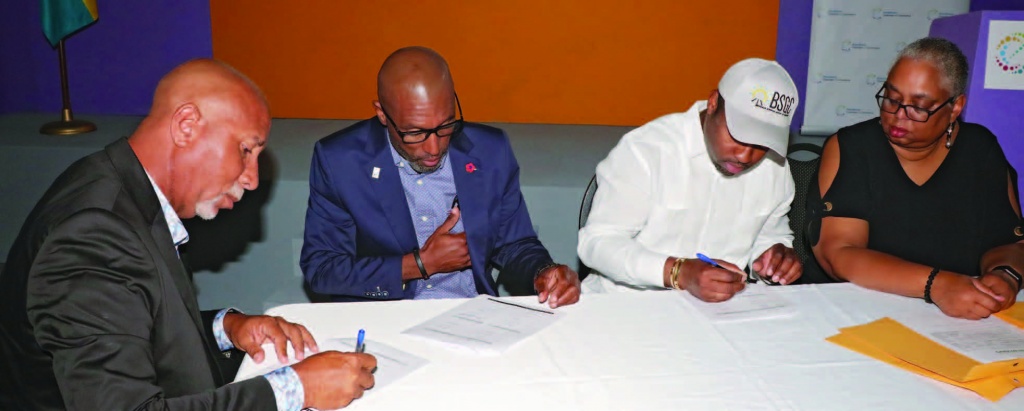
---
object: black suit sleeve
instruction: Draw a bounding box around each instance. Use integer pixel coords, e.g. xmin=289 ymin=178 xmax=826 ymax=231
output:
xmin=200 ymin=309 xmax=246 ymax=386
xmin=26 ymin=210 xmax=275 ymax=411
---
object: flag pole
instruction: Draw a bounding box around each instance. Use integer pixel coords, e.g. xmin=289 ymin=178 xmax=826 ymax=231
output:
xmin=40 ymin=39 xmax=96 ymax=135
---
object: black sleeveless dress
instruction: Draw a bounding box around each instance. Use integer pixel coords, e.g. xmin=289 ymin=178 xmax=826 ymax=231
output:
xmin=806 ymin=118 xmax=1022 ymax=277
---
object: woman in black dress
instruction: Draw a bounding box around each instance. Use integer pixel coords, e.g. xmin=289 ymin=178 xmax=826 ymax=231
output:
xmin=811 ymin=37 xmax=1023 ymax=320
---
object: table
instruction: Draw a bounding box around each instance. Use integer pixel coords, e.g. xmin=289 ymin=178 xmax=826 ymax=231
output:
xmin=239 ymin=284 xmax=1024 ymax=410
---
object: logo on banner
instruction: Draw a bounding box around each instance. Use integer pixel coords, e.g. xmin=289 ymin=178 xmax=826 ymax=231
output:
xmin=841 ymin=39 xmax=881 ymax=52
xmin=814 ymin=72 xmax=851 ymax=84
xmin=818 ymin=7 xmax=856 ymax=18
xmin=865 ymin=74 xmax=886 ymax=86
xmin=927 ymin=9 xmax=959 ymax=21
xmin=871 ymin=8 xmax=912 ymax=20
xmin=835 ymin=105 xmax=875 ymax=118
xmin=994 ymin=32 xmax=1024 ymax=75
xmin=750 ymin=86 xmax=794 ymax=117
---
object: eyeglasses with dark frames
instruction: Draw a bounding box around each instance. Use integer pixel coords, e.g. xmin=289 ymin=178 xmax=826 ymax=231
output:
xmin=875 ymin=84 xmax=957 ymax=123
xmin=380 ymin=93 xmax=464 ymax=144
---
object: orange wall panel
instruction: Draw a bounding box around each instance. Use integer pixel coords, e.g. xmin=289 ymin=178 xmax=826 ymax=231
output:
xmin=211 ymin=1 xmax=779 ymax=126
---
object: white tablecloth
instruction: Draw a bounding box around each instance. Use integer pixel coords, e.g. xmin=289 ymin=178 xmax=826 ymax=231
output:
xmin=240 ymin=284 xmax=1024 ymax=410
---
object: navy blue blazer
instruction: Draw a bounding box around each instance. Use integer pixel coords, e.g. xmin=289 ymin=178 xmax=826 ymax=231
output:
xmin=301 ymin=118 xmax=554 ymax=302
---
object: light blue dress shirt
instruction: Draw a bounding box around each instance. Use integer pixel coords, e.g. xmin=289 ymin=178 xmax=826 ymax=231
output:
xmin=387 ymin=135 xmax=478 ymax=299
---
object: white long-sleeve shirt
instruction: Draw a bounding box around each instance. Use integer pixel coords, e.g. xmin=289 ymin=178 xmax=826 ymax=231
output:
xmin=578 ymin=101 xmax=795 ymax=293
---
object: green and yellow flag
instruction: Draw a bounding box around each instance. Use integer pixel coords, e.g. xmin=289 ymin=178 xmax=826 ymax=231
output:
xmin=41 ymin=0 xmax=98 ymax=47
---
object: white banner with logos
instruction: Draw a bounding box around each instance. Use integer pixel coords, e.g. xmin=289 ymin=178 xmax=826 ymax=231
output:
xmin=985 ymin=20 xmax=1024 ymax=90
xmin=802 ymin=0 xmax=969 ymax=136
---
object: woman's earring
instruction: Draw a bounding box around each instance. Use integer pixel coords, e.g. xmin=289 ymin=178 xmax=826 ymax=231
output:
xmin=945 ymin=123 xmax=954 ymax=149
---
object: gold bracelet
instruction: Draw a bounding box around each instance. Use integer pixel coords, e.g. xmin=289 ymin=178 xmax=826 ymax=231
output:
xmin=669 ymin=258 xmax=685 ymax=290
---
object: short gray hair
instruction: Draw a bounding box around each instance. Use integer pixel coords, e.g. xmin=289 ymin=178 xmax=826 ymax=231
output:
xmin=895 ymin=37 xmax=969 ymax=97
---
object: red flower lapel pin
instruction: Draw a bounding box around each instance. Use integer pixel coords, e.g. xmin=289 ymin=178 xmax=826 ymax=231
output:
xmin=465 ymin=163 xmax=477 ymax=173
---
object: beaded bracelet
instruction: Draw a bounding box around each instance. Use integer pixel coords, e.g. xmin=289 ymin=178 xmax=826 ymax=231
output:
xmin=923 ymin=267 xmax=940 ymax=304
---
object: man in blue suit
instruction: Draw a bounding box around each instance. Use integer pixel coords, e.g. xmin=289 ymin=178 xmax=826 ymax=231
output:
xmin=301 ymin=46 xmax=581 ymax=307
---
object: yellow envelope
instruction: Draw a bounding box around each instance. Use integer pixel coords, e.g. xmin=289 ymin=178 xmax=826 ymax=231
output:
xmin=996 ymin=302 xmax=1024 ymax=330
xmin=837 ymin=317 xmax=1024 ymax=382
xmin=828 ymin=331 xmax=1024 ymax=401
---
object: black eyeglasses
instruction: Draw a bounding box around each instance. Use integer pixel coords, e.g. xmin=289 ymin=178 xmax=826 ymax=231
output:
xmin=380 ymin=93 xmax=464 ymax=144
xmin=875 ymin=84 xmax=957 ymax=123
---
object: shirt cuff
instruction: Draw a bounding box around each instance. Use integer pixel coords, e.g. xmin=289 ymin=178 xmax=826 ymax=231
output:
xmin=264 ymin=366 xmax=305 ymax=411
xmin=212 ymin=307 xmax=241 ymax=351
xmin=632 ymin=248 xmax=672 ymax=288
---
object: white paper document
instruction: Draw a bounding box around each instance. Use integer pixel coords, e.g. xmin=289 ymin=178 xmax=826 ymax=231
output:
xmin=401 ymin=297 xmax=564 ymax=355
xmin=895 ymin=314 xmax=1024 ymax=364
xmin=233 ymin=337 xmax=428 ymax=395
xmin=680 ymin=286 xmax=796 ymax=322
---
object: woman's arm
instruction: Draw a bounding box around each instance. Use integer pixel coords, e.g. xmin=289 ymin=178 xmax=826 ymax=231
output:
xmin=812 ymin=137 xmax=1003 ymax=319
xmin=977 ymin=171 xmax=1024 ymax=309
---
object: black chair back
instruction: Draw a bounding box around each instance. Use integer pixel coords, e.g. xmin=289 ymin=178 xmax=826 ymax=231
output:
xmin=786 ymin=143 xmax=834 ymax=284
xmin=576 ymin=175 xmax=599 ymax=281
xmin=579 ymin=175 xmax=598 ymax=229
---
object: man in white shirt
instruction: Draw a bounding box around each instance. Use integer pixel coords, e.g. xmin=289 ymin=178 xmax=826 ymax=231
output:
xmin=578 ymin=58 xmax=803 ymax=302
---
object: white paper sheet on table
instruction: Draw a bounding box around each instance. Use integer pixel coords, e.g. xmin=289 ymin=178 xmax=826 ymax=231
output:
xmin=401 ymin=296 xmax=563 ymax=355
xmin=233 ymin=337 xmax=428 ymax=396
xmin=893 ymin=313 xmax=1024 ymax=364
xmin=679 ymin=286 xmax=796 ymax=322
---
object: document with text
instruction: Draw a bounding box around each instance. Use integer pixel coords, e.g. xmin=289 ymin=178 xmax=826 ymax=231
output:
xmin=233 ymin=337 xmax=428 ymax=394
xmin=680 ymin=286 xmax=796 ymax=322
xmin=895 ymin=313 xmax=1024 ymax=364
xmin=401 ymin=297 xmax=564 ymax=355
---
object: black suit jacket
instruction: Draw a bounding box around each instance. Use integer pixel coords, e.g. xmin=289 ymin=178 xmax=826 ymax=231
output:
xmin=0 ymin=139 xmax=275 ymax=410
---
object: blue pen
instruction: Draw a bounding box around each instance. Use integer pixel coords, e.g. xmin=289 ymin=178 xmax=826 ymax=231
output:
xmin=356 ymin=329 xmax=366 ymax=353
xmin=695 ymin=253 xmax=753 ymax=283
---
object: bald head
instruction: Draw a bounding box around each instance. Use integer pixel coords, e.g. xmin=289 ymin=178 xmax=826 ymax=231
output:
xmin=377 ymin=46 xmax=454 ymax=111
xmin=149 ymin=59 xmax=268 ymax=123
xmin=373 ymin=47 xmax=461 ymax=174
xmin=130 ymin=58 xmax=271 ymax=220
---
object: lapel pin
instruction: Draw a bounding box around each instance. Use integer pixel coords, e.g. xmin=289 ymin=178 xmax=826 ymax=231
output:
xmin=465 ymin=163 xmax=477 ymax=173
xmin=372 ymin=167 xmax=381 ymax=179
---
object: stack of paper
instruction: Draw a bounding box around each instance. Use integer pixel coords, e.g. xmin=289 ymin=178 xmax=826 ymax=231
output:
xmin=680 ymin=285 xmax=797 ymax=322
xmin=828 ymin=302 xmax=1024 ymax=401
xmin=233 ymin=337 xmax=429 ymax=397
xmin=401 ymin=296 xmax=564 ymax=355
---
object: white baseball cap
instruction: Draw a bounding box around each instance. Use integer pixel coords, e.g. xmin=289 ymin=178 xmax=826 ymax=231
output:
xmin=717 ymin=58 xmax=799 ymax=157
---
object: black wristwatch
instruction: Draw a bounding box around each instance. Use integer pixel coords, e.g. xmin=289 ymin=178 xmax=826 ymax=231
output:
xmin=992 ymin=265 xmax=1023 ymax=291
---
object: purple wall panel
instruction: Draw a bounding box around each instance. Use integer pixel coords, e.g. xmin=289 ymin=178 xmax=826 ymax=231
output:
xmin=933 ymin=11 xmax=1024 ymax=196
xmin=971 ymin=0 xmax=1024 ymax=12
xmin=0 ymin=1 xmax=212 ymax=115
xmin=775 ymin=0 xmax=814 ymax=133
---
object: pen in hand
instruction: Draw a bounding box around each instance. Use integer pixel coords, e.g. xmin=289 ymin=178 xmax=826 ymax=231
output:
xmin=695 ymin=253 xmax=754 ymax=284
xmin=356 ymin=329 xmax=366 ymax=353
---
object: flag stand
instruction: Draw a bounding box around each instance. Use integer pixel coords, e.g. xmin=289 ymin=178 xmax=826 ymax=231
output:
xmin=40 ymin=39 xmax=96 ymax=136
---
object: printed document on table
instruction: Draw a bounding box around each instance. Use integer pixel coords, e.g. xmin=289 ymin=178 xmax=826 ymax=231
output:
xmin=233 ymin=337 xmax=428 ymax=394
xmin=894 ymin=313 xmax=1024 ymax=364
xmin=679 ymin=285 xmax=796 ymax=322
xmin=401 ymin=296 xmax=564 ymax=355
